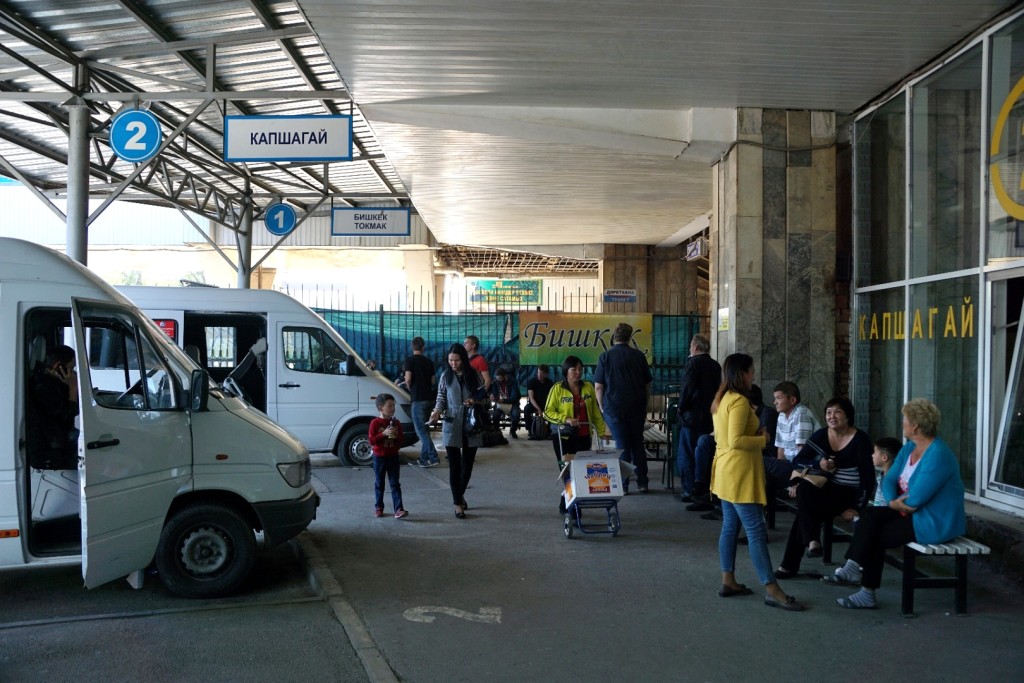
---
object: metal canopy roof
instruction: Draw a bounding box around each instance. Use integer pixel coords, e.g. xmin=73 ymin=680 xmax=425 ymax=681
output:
xmin=0 ymin=0 xmax=406 ymax=235
xmin=0 ymin=1 xmax=1019 ymax=255
xmin=299 ymin=0 xmax=1018 ymax=248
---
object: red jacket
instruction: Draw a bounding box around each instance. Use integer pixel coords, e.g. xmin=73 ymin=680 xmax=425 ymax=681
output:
xmin=369 ymin=417 xmax=403 ymax=457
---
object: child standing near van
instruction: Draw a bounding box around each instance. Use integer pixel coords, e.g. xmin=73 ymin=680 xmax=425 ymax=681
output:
xmin=369 ymin=393 xmax=408 ymax=518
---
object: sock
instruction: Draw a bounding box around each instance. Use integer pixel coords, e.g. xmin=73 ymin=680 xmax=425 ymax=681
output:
xmin=834 ymin=560 xmax=862 ymax=584
xmin=844 ymin=587 xmax=876 ymax=608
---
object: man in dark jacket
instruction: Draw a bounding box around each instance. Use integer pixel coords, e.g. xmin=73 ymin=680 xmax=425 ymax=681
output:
xmin=676 ymin=334 xmax=721 ymax=509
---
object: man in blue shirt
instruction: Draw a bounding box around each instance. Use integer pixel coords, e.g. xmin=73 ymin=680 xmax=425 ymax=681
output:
xmin=594 ymin=322 xmax=653 ymax=493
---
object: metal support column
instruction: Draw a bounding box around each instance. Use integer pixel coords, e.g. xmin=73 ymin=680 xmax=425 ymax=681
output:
xmin=65 ymin=97 xmax=90 ymax=264
xmin=237 ymin=186 xmax=253 ymax=289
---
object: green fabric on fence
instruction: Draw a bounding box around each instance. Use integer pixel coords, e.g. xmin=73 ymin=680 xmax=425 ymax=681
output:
xmin=314 ymin=308 xmax=703 ymax=395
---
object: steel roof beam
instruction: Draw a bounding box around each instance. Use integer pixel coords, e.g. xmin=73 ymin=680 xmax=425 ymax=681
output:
xmin=75 ymin=25 xmax=315 ymax=61
xmin=237 ymin=0 xmax=400 ymax=203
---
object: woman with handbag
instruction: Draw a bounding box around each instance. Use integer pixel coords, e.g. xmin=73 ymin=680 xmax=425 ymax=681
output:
xmin=428 ymin=343 xmax=486 ymax=519
xmin=542 ymin=355 xmax=608 ymax=469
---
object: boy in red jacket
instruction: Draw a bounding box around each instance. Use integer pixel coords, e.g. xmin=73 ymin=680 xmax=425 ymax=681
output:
xmin=369 ymin=393 xmax=408 ymax=518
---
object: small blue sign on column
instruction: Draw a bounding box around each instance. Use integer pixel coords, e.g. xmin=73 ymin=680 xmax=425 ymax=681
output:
xmin=110 ymin=109 xmax=162 ymax=163
xmin=264 ymin=203 xmax=297 ymax=236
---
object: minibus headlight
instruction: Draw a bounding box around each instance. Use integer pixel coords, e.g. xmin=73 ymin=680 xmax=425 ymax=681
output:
xmin=277 ymin=458 xmax=311 ymax=487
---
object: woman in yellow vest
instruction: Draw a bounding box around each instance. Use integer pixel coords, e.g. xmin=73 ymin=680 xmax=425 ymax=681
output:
xmin=711 ymin=353 xmax=805 ymax=611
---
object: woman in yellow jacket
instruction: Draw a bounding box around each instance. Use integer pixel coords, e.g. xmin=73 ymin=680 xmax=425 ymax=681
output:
xmin=543 ymin=355 xmax=609 ymax=467
xmin=711 ymin=353 xmax=805 ymax=611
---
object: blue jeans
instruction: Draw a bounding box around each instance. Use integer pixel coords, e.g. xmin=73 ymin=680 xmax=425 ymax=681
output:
xmin=694 ymin=434 xmax=715 ymax=492
xmin=676 ymin=426 xmax=701 ymax=494
xmin=605 ymin=414 xmax=648 ymax=488
xmin=719 ymin=500 xmax=774 ymax=586
xmin=411 ymin=400 xmax=439 ymax=463
xmin=372 ymin=454 xmax=403 ymax=512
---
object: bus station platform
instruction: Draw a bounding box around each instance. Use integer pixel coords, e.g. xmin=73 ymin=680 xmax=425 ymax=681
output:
xmin=300 ymin=436 xmax=1024 ymax=682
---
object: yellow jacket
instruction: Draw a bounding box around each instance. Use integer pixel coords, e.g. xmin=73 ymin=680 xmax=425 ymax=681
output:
xmin=543 ymin=381 xmax=608 ymax=438
xmin=710 ymin=391 xmax=767 ymax=505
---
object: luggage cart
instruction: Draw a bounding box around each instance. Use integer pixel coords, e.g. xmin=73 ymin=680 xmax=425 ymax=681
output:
xmin=555 ymin=423 xmax=627 ymax=539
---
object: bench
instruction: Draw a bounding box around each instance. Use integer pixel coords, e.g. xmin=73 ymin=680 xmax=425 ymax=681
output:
xmin=884 ymin=536 xmax=991 ymax=617
xmin=643 ymin=424 xmax=673 ymax=487
xmin=643 ymin=424 xmax=669 ymax=459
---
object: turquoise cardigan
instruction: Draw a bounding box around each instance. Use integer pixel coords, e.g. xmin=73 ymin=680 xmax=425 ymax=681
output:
xmin=882 ymin=437 xmax=965 ymax=544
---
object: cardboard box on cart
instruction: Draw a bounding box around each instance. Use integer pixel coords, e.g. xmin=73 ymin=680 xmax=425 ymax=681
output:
xmin=558 ymin=454 xmax=632 ymax=507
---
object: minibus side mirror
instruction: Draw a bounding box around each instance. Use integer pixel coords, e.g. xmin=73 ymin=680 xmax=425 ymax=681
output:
xmin=191 ymin=368 xmax=209 ymax=412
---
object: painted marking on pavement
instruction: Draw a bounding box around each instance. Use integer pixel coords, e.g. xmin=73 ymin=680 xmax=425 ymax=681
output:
xmin=403 ymin=606 xmax=502 ymax=624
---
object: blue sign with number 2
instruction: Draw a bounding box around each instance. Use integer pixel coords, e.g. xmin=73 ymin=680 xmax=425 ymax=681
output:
xmin=110 ymin=109 xmax=162 ymax=163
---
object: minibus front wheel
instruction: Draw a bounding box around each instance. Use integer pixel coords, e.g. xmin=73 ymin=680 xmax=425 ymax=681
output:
xmin=337 ymin=422 xmax=373 ymax=467
xmin=155 ymin=503 xmax=256 ymax=598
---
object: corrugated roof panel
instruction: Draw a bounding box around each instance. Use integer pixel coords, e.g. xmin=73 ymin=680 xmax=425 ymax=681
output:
xmin=0 ymin=0 xmax=415 ymax=244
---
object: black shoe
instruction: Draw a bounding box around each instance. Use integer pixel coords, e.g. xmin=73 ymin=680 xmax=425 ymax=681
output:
xmin=686 ymin=501 xmax=714 ymax=512
xmin=701 ymin=509 xmax=723 ymax=521
xmin=676 ymin=494 xmax=694 ymax=503
xmin=509 ymin=431 xmax=518 ymax=439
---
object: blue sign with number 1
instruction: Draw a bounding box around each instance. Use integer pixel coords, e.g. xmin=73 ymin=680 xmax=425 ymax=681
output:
xmin=264 ymin=203 xmax=297 ymax=236
xmin=110 ymin=109 xmax=162 ymax=163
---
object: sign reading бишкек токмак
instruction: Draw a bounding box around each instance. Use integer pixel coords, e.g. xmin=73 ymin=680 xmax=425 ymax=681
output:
xmin=330 ymin=207 xmax=411 ymax=237
xmin=518 ymin=312 xmax=652 ymax=366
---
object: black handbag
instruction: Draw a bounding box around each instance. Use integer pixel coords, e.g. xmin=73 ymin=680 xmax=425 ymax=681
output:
xmin=464 ymin=404 xmax=486 ymax=435
xmin=529 ymin=416 xmax=551 ymax=440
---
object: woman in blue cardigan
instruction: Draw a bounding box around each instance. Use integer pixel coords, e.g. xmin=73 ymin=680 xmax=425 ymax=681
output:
xmin=823 ymin=398 xmax=965 ymax=609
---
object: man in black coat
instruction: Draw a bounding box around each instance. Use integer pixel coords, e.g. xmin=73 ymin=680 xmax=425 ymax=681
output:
xmin=675 ymin=334 xmax=721 ymax=509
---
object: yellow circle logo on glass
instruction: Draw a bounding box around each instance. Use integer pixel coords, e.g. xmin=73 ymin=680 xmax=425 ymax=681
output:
xmin=991 ymin=75 xmax=1024 ymax=220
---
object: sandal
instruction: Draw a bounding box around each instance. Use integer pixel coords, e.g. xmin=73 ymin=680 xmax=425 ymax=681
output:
xmin=835 ymin=596 xmax=876 ymax=609
xmin=820 ymin=573 xmax=859 ymax=587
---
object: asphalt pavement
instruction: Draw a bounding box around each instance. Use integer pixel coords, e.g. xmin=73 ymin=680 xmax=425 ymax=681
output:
xmin=3 ymin=434 xmax=1023 ymax=682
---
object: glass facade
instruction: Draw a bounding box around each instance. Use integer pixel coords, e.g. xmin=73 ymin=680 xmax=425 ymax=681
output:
xmin=908 ymin=277 xmax=978 ymax=486
xmin=910 ymin=49 xmax=982 ymax=278
xmin=853 ymin=11 xmax=1024 ymax=510
xmin=854 ymin=97 xmax=906 ymax=288
xmin=852 ymin=287 xmax=904 ymax=444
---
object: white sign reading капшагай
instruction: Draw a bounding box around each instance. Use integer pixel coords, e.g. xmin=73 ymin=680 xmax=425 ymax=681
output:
xmin=331 ymin=207 xmax=411 ymax=237
xmin=224 ymin=115 xmax=352 ymax=162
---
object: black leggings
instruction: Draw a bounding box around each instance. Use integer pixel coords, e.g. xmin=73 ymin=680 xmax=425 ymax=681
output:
xmin=447 ymin=445 xmax=477 ymax=505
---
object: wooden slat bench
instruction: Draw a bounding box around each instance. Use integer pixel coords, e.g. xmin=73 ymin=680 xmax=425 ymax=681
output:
xmin=884 ymin=536 xmax=991 ymax=617
xmin=642 ymin=423 xmax=672 ymax=487
xmin=643 ymin=424 xmax=669 ymax=459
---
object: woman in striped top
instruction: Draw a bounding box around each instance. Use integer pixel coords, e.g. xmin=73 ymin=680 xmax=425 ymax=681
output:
xmin=774 ymin=397 xmax=875 ymax=579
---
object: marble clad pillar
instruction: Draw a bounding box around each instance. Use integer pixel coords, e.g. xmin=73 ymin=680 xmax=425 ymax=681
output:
xmin=710 ymin=108 xmax=837 ymax=415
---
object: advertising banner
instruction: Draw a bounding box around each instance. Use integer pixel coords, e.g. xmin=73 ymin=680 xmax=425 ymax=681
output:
xmin=518 ymin=312 xmax=653 ymax=366
xmin=470 ymin=279 xmax=541 ymax=305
